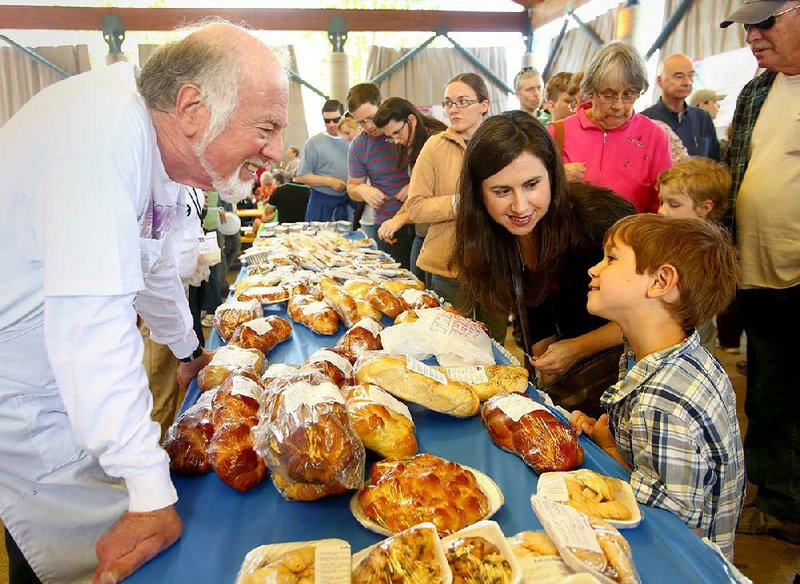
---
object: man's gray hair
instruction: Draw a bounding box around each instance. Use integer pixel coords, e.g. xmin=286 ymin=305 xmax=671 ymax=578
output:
xmin=137 ymin=25 xmax=244 ymax=147
xmin=514 ymin=67 xmax=542 ymax=91
xmin=581 ymin=41 xmax=649 ymax=97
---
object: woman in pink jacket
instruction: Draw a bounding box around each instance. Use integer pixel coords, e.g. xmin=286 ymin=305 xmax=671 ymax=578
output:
xmin=548 ymin=41 xmax=672 ymax=213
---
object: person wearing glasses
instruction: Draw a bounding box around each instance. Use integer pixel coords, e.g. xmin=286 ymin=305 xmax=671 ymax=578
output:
xmin=372 ymin=97 xmax=447 ymax=287
xmin=547 ymin=41 xmax=672 ymax=213
xmin=720 ymin=0 xmax=800 ymax=543
xmin=295 ymin=99 xmax=351 ymax=222
xmin=405 ymin=73 xmax=507 ymax=341
xmin=641 ymin=53 xmax=721 ymax=160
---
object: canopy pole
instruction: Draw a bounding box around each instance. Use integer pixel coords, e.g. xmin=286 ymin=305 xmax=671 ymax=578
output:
xmin=568 ymin=10 xmax=604 ymax=48
xmin=542 ymin=17 xmax=569 ymax=81
xmin=646 ymin=0 xmax=694 ymax=59
xmin=370 ymin=32 xmax=439 ymax=86
xmin=442 ymin=31 xmax=513 ymax=95
xmin=0 ymin=34 xmax=71 ymax=78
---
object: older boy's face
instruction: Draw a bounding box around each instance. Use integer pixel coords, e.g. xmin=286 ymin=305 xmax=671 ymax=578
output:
xmin=587 ymin=239 xmax=650 ymax=322
xmin=657 ymin=184 xmax=711 ymax=219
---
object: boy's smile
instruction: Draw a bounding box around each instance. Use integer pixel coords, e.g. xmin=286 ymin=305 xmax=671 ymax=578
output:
xmin=587 ymin=238 xmax=651 ymax=322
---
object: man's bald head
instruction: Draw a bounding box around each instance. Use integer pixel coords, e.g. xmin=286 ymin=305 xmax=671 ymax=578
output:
xmin=657 ymin=53 xmax=695 ymax=107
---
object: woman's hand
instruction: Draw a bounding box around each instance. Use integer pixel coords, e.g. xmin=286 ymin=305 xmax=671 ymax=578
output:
xmin=530 ymin=337 xmax=584 ymax=376
xmin=378 ymin=217 xmax=403 ymax=244
xmin=570 ymin=409 xmax=597 ymax=436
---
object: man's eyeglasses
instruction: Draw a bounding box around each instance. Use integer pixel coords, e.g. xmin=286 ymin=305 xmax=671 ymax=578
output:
xmin=356 ymin=117 xmax=375 ymax=129
xmin=323 ymin=116 xmax=342 ymax=124
xmin=442 ymin=98 xmax=480 ymax=110
xmin=594 ymin=89 xmax=642 ymax=105
xmin=388 ymin=120 xmax=408 ymax=140
xmin=744 ymin=4 xmax=800 ymax=31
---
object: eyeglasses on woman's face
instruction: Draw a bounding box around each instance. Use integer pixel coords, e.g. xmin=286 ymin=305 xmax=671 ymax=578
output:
xmin=441 ymin=98 xmax=480 ymax=110
xmin=386 ymin=120 xmax=408 ymax=141
xmin=744 ymin=4 xmax=800 ymax=31
xmin=594 ymin=89 xmax=642 ymax=105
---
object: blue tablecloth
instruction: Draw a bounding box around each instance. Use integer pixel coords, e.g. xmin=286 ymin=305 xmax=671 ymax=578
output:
xmin=130 ymin=299 xmax=739 ymax=584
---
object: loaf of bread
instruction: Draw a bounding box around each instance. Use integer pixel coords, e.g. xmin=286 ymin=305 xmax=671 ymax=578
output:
xmin=287 ymin=294 xmax=339 ymax=335
xmin=355 ymin=298 xmax=383 ymax=322
xmin=435 ymin=364 xmax=529 ymax=401
xmin=305 ymin=348 xmax=354 ymax=387
xmin=229 ymin=315 xmax=292 ymax=355
xmin=379 ymin=279 xmax=425 ymax=296
xmin=366 ymin=286 xmax=405 ymax=318
xmin=341 ymin=384 xmax=418 ymax=459
xmin=355 ymin=353 xmax=480 ymax=418
xmin=481 ymin=393 xmax=583 ymax=473
xmin=320 ymin=277 xmax=360 ymax=328
xmin=393 ymin=305 xmax=464 ymax=325
xmin=236 ymin=285 xmax=289 ymax=303
xmin=343 ymin=279 xmax=373 ymax=299
xmin=335 ymin=318 xmax=383 ymax=363
xmin=398 ymin=288 xmax=441 ymax=310
xmin=197 ymin=345 xmax=265 ymax=392
xmin=163 ymin=391 xmax=215 ymax=474
xmin=270 ymin=470 xmax=349 ymax=502
xmin=213 ymin=299 xmax=263 ymax=341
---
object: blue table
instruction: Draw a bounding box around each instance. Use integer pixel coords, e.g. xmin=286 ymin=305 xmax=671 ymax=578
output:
xmin=130 ymin=300 xmax=739 ymax=583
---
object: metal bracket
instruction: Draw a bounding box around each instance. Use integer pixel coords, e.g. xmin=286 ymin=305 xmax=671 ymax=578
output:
xmin=523 ymin=7 xmax=534 ymax=54
xmin=327 ymin=16 xmax=348 ymax=52
xmin=102 ymin=14 xmax=125 ymax=54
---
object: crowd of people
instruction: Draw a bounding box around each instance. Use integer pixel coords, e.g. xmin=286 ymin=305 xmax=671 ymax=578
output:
xmin=0 ymin=0 xmax=798 ymax=581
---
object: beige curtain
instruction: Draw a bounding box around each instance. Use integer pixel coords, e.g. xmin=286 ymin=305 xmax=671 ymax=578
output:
xmin=366 ymin=45 xmax=509 ymax=115
xmin=0 ymin=45 xmax=90 ymax=127
xmin=548 ymin=8 xmax=619 ymax=75
xmin=660 ymin=0 xmax=747 ymax=60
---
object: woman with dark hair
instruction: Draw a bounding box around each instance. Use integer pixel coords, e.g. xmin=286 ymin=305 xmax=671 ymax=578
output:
xmin=373 ymin=98 xmax=447 ymax=286
xmin=452 ymin=111 xmax=636 ymax=414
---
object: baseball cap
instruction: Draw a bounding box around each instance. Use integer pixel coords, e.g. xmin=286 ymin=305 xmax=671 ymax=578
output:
xmin=720 ymin=0 xmax=785 ymax=28
xmin=690 ymin=89 xmax=727 ymax=106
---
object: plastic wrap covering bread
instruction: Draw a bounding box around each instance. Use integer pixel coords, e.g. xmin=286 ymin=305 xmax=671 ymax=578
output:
xmin=342 ymin=279 xmax=373 ymax=299
xmin=393 ymin=305 xmax=463 ymax=325
xmin=213 ymin=299 xmax=264 ymax=342
xmin=304 ymin=348 xmax=353 ymax=387
xmin=379 ymin=278 xmax=425 ymax=296
xmin=229 ymin=315 xmax=292 ymax=355
xmin=506 ymin=531 xmax=576 ymax=582
xmin=197 ymin=345 xmax=265 ymax=392
xmin=208 ymin=372 xmax=268 ymax=492
xmin=236 ymin=285 xmax=290 ymax=304
xmin=365 ymin=285 xmax=406 ymax=318
xmin=163 ymin=389 xmax=216 ymax=474
xmin=354 ymin=297 xmax=382 ymax=322
xmin=353 ymin=454 xmax=500 ymax=536
xmin=284 ymin=279 xmax=311 ymax=297
xmin=398 ymin=288 xmax=441 ymax=310
xmin=270 ymin=471 xmax=350 ymax=502
xmin=354 ymin=352 xmax=480 ymax=418
xmin=236 ymin=539 xmax=351 ymax=584
xmin=287 ymin=294 xmax=340 ymax=335
xmin=320 ymin=276 xmax=360 ymax=328
xmin=435 ymin=365 xmax=530 ymax=401
xmin=341 ymin=384 xmax=418 ymax=459
xmin=442 ymin=520 xmax=521 ymax=584
xmin=252 ymin=378 xmax=365 ymax=493
xmin=261 ymin=363 xmax=300 ymax=387
xmin=537 ymin=469 xmax=639 ymax=526
xmin=234 ymin=273 xmax=284 ymax=294
xmin=335 ymin=317 xmax=383 ymax=363
xmin=352 ymin=523 xmax=451 ymax=584
xmin=531 ymin=497 xmax=641 ymax=584
xmin=382 ymin=308 xmax=495 ymax=367
xmin=481 ymin=393 xmax=584 ymax=473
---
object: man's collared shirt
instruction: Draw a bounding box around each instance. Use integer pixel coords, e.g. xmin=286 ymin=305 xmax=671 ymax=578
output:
xmin=641 ymin=98 xmax=721 ymax=160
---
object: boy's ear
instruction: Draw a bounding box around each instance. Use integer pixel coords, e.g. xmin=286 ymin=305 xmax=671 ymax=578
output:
xmin=173 ymin=83 xmax=209 ymax=139
xmin=646 ymin=264 xmax=680 ymax=300
xmin=696 ymin=199 xmax=714 ymax=219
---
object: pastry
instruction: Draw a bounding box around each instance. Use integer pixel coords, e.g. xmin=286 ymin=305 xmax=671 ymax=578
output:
xmin=352 ymin=524 xmax=446 ymax=584
xmin=436 ymin=364 xmax=529 ymax=401
xmin=287 ymin=294 xmax=340 ymax=335
xmin=341 ymin=384 xmax=418 ymax=459
xmin=197 ymin=345 xmax=265 ymax=392
xmin=320 ymin=277 xmax=360 ymax=328
xmin=445 ymin=536 xmax=513 ymax=584
xmin=213 ymin=299 xmax=263 ymax=342
xmin=366 ymin=286 xmax=405 ymax=318
xmin=229 ymin=315 xmax=292 ymax=355
xmin=335 ymin=318 xmax=383 ymax=363
xmin=163 ymin=391 xmax=215 ymax=474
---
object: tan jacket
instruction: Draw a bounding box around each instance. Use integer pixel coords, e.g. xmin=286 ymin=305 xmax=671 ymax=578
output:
xmin=406 ymin=127 xmax=466 ymax=277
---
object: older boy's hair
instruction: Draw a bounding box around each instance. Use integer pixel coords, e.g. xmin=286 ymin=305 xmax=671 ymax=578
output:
xmin=545 ymin=72 xmax=573 ymax=102
xmin=657 ymin=158 xmax=731 ymax=222
xmin=605 ymin=214 xmax=738 ymax=331
xmin=347 ymin=83 xmax=381 ymax=112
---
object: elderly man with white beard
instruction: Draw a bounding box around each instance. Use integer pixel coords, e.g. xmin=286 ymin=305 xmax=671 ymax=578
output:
xmin=0 ymin=22 xmax=287 ymax=584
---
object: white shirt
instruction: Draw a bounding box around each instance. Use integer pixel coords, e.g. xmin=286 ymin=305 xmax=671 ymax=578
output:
xmin=0 ymin=62 xmax=197 ymax=512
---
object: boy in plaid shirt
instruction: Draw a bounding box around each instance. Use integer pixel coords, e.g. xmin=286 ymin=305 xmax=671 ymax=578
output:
xmin=571 ymin=214 xmax=745 ymax=559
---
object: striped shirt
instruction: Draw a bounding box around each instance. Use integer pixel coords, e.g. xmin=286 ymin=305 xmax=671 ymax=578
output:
xmin=348 ymin=133 xmax=409 ymax=224
xmin=601 ymin=331 xmax=745 ymax=559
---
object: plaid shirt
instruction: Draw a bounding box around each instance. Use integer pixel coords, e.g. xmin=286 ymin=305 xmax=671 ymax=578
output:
xmin=723 ymin=69 xmax=778 ymax=240
xmin=601 ymin=331 xmax=745 ymax=559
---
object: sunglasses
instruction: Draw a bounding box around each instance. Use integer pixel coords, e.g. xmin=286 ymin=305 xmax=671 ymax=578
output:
xmin=744 ymin=4 xmax=800 ymax=30
xmin=323 ymin=116 xmax=342 ymax=124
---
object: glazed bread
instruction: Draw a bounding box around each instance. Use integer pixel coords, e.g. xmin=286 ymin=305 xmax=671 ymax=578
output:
xmin=335 ymin=318 xmax=383 ymax=363
xmin=341 ymin=384 xmax=418 ymax=459
xmin=287 ymin=294 xmax=340 ymax=335
xmin=229 ymin=315 xmax=292 ymax=355
xmin=197 ymin=345 xmax=265 ymax=392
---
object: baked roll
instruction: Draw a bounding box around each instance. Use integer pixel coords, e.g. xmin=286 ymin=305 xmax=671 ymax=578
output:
xmin=355 ymin=298 xmax=383 ymax=322
xmin=481 ymin=393 xmax=583 ymax=473
xmin=163 ymin=390 xmax=216 ymax=474
xmin=320 ymin=277 xmax=360 ymax=328
xmin=213 ymin=299 xmax=263 ymax=342
xmin=229 ymin=315 xmax=292 ymax=355
xmin=287 ymin=295 xmax=340 ymax=335
xmin=380 ymin=279 xmax=425 ymax=296
xmin=399 ymin=288 xmax=441 ymax=310
xmin=335 ymin=318 xmax=383 ymax=363
xmin=197 ymin=345 xmax=265 ymax=392
xmin=305 ymin=348 xmax=354 ymax=388
xmin=341 ymin=384 xmax=418 ymax=459
xmin=343 ymin=279 xmax=373 ymax=300
xmin=236 ymin=285 xmax=289 ymax=304
xmin=366 ymin=286 xmax=405 ymax=318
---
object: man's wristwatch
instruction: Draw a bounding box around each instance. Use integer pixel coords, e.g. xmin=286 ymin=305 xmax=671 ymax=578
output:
xmin=179 ymin=344 xmax=204 ymax=363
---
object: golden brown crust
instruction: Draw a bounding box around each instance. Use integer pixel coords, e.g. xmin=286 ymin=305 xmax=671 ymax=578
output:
xmin=366 ymin=286 xmax=406 ymax=318
xmin=320 ymin=277 xmax=360 ymax=328
xmin=341 ymin=384 xmax=418 ymax=459
xmin=335 ymin=320 xmax=383 ymax=363
xmin=287 ymin=295 xmax=340 ymax=335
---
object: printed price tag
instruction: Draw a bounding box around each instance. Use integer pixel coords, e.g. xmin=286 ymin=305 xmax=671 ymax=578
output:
xmin=536 ymin=474 xmax=570 ymax=502
xmin=444 ymin=366 xmax=489 ymax=384
xmin=496 ymin=393 xmax=547 ymax=422
xmin=406 ymin=356 xmax=448 ymax=385
xmin=531 ymin=497 xmax=602 ymax=553
xmin=314 ymin=542 xmax=352 ymax=583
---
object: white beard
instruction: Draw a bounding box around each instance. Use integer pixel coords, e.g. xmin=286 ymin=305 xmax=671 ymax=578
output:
xmin=199 ymin=155 xmax=254 ymax=204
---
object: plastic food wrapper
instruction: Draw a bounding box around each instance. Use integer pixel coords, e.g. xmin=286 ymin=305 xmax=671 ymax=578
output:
xmin=163 ymin=389 xmax=216 ymax=474
xmin=320 ymin=276 xmax=360 ymax=328
xmin=335 ymin=317 xmax=384 ymax=363
xmin=236 ymin=285 xmax=290 ymax=304
xmin=213 ymin=299 xmax=263 ymax=341
xmin=341 ymin=384 xmax=417 ymax=459
xmin=236 ymin=538 xmax=351 ymax=584
xmin=536 ymin=470 xmax=641 ymax=528
xmin=481 ymin=393 xmax=584 ymax=473
xmin=442 ymin=520 xmax=522 ymax=584
xmin=381 ymin=308 xmax=496 ymax=366
xmin=352 ymin=523 xmax=452 ymax=584
xmin=351 ymin=453 xmax=503 ymax=536
xmin=197 ymin=345 xmax=265 ymax=392
xmin=531 ymin=496 xmax=641 ymax=584
xmin=252 ymin=379 xmax=365 ymax=494
xmin=305 ymin=348 xmax=353 ymax=387
xmin=287 ymin=294 xmax=340 ymax=335
xmin=398 ymin=288 xmax=441 ymax=310
xmin=507 ymin=530 xmax=585 ymax=583
xmin=366 ymin=285 xmax=405 ymax=318
xmin=229 ymin=315 xmax=292 ymax=355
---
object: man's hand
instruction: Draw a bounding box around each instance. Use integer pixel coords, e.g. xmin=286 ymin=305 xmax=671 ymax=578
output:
xmin=378 ymin=217 xmax=403 ymax=244
xmin=564 ymin=162 xmax=586 ymax=182
xmin=530 ymin=338 xmax=583 ymax=376
xmin=328 ymin=178 xmax=347 ymax=192
xmin=361 ymin=186 xmax=387 ymax=208
xmin=176 ymin=349 xmax=212 ymax=392
xmin=93 ymin=506 xmax=182 ymax=584
xmin=395 ymin=185 xmax=409 ymax=203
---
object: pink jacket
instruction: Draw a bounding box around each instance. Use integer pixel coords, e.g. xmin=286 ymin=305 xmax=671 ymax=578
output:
xmin=549 ymin=103 xmax=672 ymax=212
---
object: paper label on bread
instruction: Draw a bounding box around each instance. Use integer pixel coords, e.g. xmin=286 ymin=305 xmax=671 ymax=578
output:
xmin=229 ymin=376 xmax=263 ymax=401
xmin=495 ymin=393 xmax=548 ymax=422
xmin=210 ymin=346 xmax=262 ymax=369
xmin=443 ymin=366 xmax=489 ymax=385
xmin=362 ymin=384 xmax=413 ymax=421
xmin=354 ymin=317 xmax=382 ymax=336
xmin=243 ymin=318 xmax=276 ymax=336
xmin=537 ymin=474 xmax=571 ymax=502
xmin=531 ymin=497 xmax=602 ymax=554
xmin=301 ymin=301 xmax=330 ymax=315
xmin=236 ymin=538 xmax=351 ymax=584
xmin=281 ymin=381 xmax=345 ymax=414
xmin=406 ymin=356 xmax=448 ymax=384
xmin=309 ymin=350 xmax=353 ymax=377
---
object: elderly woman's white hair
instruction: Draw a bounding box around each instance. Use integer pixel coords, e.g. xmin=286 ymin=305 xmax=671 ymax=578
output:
xmin=580 ymin=40 xmax=649 ymax=98
xmin=259 ymin=170 xmax=274 ymax=187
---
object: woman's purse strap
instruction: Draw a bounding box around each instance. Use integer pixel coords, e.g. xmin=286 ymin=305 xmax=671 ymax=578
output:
xmin=552 ymin=120 xmax=566 ymax=157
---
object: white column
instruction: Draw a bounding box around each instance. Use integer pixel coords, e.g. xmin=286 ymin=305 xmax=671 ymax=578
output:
xmin=329 ymin=51 xmax=349 ymax=106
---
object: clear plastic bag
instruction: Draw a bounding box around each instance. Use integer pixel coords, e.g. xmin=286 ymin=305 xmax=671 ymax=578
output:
xmin=213 ymin=299 xmax=263 ymax=341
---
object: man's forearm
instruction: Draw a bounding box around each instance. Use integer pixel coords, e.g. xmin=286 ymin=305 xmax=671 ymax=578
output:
xmin=296 ymin=173 xmax=335 ymax=189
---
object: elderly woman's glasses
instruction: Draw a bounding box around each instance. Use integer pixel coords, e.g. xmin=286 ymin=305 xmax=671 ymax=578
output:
xmin=442 ymin=98 xmax=480 ymax=110
xmin=744 ymin=4 xmax=800 ymax=31
xmin=594 ymin=90 xmax=641 ymax=105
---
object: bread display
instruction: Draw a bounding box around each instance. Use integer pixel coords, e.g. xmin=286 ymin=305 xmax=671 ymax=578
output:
xmin=305 ymin=348 xmax=353 ymax=387
xmin=335 ymin=318 xmax=383 ymax=363
xmin=354 ymin=453 xmax=496 ymax=536
xmin=287 ymin=294 xmax=340 ymax=335
xmin=229 ymin=315 xmax=292 ymax=355
xmin=481 ymin=393 xmax=583 ymax=473
xmin=352 ymin=523 xmax=449 ymax=584
xmin=366 ymin=285 xmax=406 ymax=318
xmin=341 ymin=384 xmax=418 ymax=459
xmin=197 ymin=345 xmax=265 ymax=392
xmin=213 ymin=299 xmax=263 ymax=341
xmin=237 ymin=539 xmax=351 ymax=584
xmin=320 ymin=276 xmax=360 ymax=328
xmin=163 ymin=390 xmax=216 ymax=474
xmin=355 ymin=352 xmax=480 ymax=418
xmin=436 ymin=364 xmax=530 ymax=401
